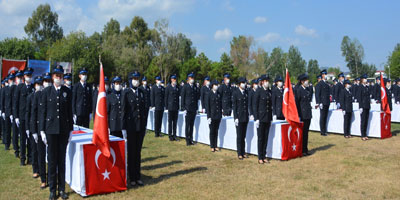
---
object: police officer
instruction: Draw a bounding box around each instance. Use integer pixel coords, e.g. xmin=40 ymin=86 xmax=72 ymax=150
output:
xmin=272 ymin=75 xmax=284 ymax=120
xmin=295 ymin=74 xmax=312 ymax=156
xmin=30 ymin=76 xmax=47 ymax=189
xmin=206 ymin=80 xmax=222 ymax=152
xmin=165 ymin=74 xmax=180 ymax=141
xmin=253 ymin=75 xmax=272 ymax=164
xmin=139 ymin=76 xmax=150 ymax=129
xmin=121 ymin=71 xmax=146 ymax=187
xmin=107 ymin=76 xmax=123 ymax=138
xmin=11 ymin=71 xmax=24 ymax=158
xmin=315 ymin=69 xmax=330 ymax=136
xmin=43 ymin=72 xmax=52 ymax=89
xmin=14 ymin=67 xmax=35 ymax=166
xmin=373 ymin=76 xmax=381 ymax=103
xmin=2 ymin=74 xmax=14 ymax=151
xmin=218 ymin=73 xmax=233 ymax=116
xmin=93 ymin=76 xmax=110 ymax=119
xmin=393 ymin=79 xmax=400 ymax=104
xmin=40 ymin=65 xmax=73 ymax=200
xmin=339 ymin=80 xmax=353 ymax=138
xmin=335 ymin=73 xmax=345 ymax=109
xmin=200 ymin=76 xmax=211 ymax=113
xmin=248 ymin=79 xmax=258 ymax=121
xmin=385 ymin=78 xmax=393 ymax=111
xmin=0 ymin=79 xmax=5 ymax=143
xmin=232 ymin=77 xmax=249 ymax=160
xmin=63 ymin=73 xmax=73 ymax=90
xmin=72 ymin=68 xmax=92 ymax=128
xmin=151 ymin=76 xmax=165 ymax=137
xmin=359 ymin=74 xmax=370 ymax=141
xmin=181 ymin=72 xmax=200 ymax=146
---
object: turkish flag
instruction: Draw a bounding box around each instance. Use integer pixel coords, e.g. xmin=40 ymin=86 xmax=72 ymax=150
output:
xmin=281 ymin=123 xmax=303 ymax=160
xmin=1 ymin=58 xmax=26 ymax=79
xmin=380 ymin=112 xmax=392 ymax=139
xmin=282 ymin=69 xmax=300 ymax=124
xmin=92 ymin=61 xmax=111 ymax=157
xmin=380 ymin=74 xmax=391 ymax=115
xmin=72 ymin=130 xmax=87 ymax=135
xmin=84 ymin=141 xmax=127 ymax=195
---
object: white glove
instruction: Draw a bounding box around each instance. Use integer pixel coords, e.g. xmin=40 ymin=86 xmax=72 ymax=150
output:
xmin=10 ymin=115 xmax=13 ymax=122
xmin=40 ymin=131 xmax=47 ymax=145
xmin=25 ymin=130 xmax=29 ymax=138
xmin=250 ymin=115 xmax=254 ymax=121
xmin=15 ymin=118 xmax=20 ymax=127
xmin=2 ymin=113 xmax=4 ymax=120
xmin=150 ymin=107 xmax=155 ymax=111
xmin=73 ymin=115 xmax=77 ymax=124
xmin=342 ymin=111 xmax=346 ymax=115
xmin=33 ymin=133 xmax=38 ymax=143
xmin=396 ymin=101 xmax=399 ymax=105
xmin=255 ymin=120 xmax=260 ymax=128
xmin=354 ymin=99 xmax=358 ymax=102
xmin=202 ymin=109 xmax=205 ymax=113
xmin=68 ymin=131 xmax=73 ymax=143
xmin=336 ymin=103 xmax=340 ymax=109
xmin=272 ymin=115 xmax=277 ymax=121
xmin=360 ymin=108 xmax=363 ymax=114
xmin=183 ymin=110 xmax=187 ymax=115
xmin=235 ymin=119 xmax=239 ymax=126
xmin=319 ymin=104 xmax=323 ymax=109
xmin=108 ymin=128 xmax=111 ymax=134
xmin=208 ymin=118 xmax=211 ymax=125
xmin=122 ymin=130 xmax=127 ymax=140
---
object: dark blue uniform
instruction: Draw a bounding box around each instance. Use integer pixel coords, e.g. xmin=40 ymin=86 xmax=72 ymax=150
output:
xmin=359 ymin=84 xmax=371 ymax=137
xmin=200 ymin=85 xmax=210 ymax=112
xmin=339 ymin=86 xmax=353 ymax=137
xmin=1 ymin=85 xmax=12 ymax=150
xmin=165 ymin=84 xmax=180 ymax=140
xmin=150 ymin=84 xmax=165 ymax=137
xmin=139 ymin=85 xmax=151 ymax=128
xmin=315 ymin=80 xmax=330 ymax=135
xmin=253 ymin=86 xmax=272 ymax=160
xmin=206 ymin=89 xmax=222 ymax=149
xmin=107 ymin=90 xmax=123 ymax=137
xmin=218 ymin=83 xmax=233 ymax=116
xmin=271 ymin=86 xmax=284 ymax=120
xmin=295 ymin=85 xmax=312 ymax=154
xmin=72 ymin=82 xmax=92 ymax=128
xmin=232 ymin=87 xmax=249 ymax=157
xmin=181 ymin=83 xmax=200 ymax=145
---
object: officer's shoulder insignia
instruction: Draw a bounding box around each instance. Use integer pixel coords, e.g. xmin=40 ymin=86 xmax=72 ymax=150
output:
xmin=63 ymin=92 xmax=67 ymax=98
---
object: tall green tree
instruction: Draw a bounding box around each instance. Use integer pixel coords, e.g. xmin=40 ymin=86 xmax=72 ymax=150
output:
xmin=266 ymin=47 xmax=286 ymax=79
xmin=341 ymin=36 xmax=364 ymax=77
xmin=386 ymin=43 xmax=400 ymax=78
xmin=230 ymin=35 xmax=254 ymax=77
xmin=307 ymin=59 xmax=320 ymax=84
xmin=0 ymin=38 xmax=36 ymax=60
xmin=209 ymin=53 xmax=239 ymax=82
xmin=102 ymin=18 xmax=120 ymax=40
xmin=287 ymin=45 xmax=306 ymax=79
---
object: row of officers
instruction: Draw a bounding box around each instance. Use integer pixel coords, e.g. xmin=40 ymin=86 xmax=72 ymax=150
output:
xmin=0 ymin=65 xmax=390 ymax=199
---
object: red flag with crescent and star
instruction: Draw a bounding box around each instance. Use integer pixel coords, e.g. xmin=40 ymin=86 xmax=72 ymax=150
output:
xmin=380 ymin=74 xmax=391 ymax=139
xmin=1 ymin=58 xmax=26 ymax=79
xmin=92 ymin=61 xmax=111 ymax=157
xmin=281 ymin=69 xmax=303 ymax=160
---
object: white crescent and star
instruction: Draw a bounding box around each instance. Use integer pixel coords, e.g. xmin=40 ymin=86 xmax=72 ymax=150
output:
xmin=95 ymin=91 xmax=106 ymax=118
xmin=283 ymin=88 xmax=289 ymax=105
xmin=95 ymin=147 xmax=116 ymax=169
xmin=8 ymin=66 xmax=18 ymax=74
xmin=381 ymin=87 xmax=386 ymax=100
xmin=287 ymin=126 xmax=300 ymax=148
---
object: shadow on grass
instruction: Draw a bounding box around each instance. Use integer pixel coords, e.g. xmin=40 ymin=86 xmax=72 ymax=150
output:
xmin=309 ymin=144 xmax=335 ymax=154
xmin=391 ymin=130 xmax=399 ymax=136
xmin=141 ymin=155 xmax=168 ymax=163
xmin=138 ymin=167 xmax=208 ymax=187
xmin=142 ymin=160 xmax=183 ymax=170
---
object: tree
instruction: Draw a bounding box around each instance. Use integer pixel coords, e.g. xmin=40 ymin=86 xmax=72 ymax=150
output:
xmin=230 ymin=35 xmax=254 ymax=77
xmin=24 ymin=4 xmax=63 ymax=48
xmin=307 ymin=59 xmax=320 ymax=84
xmin=341 ymin=36 xmax=364 ymax=77
xmin=266 ymin=47 xmax=286 ymax=79
xmin=102 ymin=18 xmax=120 ymax=40
xmin=327 ymin=66 xmax=340 ymax=77
xmin=387 ymin=43 xmax=400 ymax=79
xmin=209 ymin=53 xmax=239 ymax=82
xmin=287 ymin=45 xmax=306 ymax=80
xmin=249 ymin=48 xmax=268 ymax=79
xmin=0 ymin=38 xmax=36 ymax=60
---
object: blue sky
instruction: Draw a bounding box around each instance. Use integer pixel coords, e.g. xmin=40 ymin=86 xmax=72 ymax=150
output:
xmin=1 ymin=0 xmax=399 ymax=71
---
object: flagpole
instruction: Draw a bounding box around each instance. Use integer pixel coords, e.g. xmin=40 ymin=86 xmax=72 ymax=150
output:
xmin=0 ymin=56 xmax=2 ymax=80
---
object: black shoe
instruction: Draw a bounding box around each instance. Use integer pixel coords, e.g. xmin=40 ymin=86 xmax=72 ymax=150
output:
xmin=136 ymin=180 xmax=144 ymax=186
xmin=15 ymin=153 xmax=20 ymax=158
xmin=159 ymin=134 xmax=163 ymax=137
xmin=59 ymin=191 xmax=68 ymax=200
xmin=49 ymin=192 xmax=57 ymax=200
xmin=174 ymin=137 xmax=180 ymax=141
xmin=26 ymin=160 xmax=32 ymax=165
xmin=20 ymin=161 xmax=26 ymax=166
xmin=169 ymin=137 xmax=174 ymax=141
xmin=306 ymin=152 xmax=313 ymax=156
xmin=321 ymin=133 xmax=328 ymax=136
xmin=5 ymin=146 xmax=9 ymax=150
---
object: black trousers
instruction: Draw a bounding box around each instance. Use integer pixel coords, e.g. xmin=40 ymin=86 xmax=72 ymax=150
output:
xmin=223 ymin=107 xmax=232 ymax=116
xmin=12 ymin=119 xmax=19 ymax=155
xmin=185 ymin=111 xmax=196 ymax=144
xmin=127 ymin=130 xmax=145 ymax=181
xmin=3 ymin=117 xmax=11 ymax=149
xmin=154 ymin=110 xmax=164 ymax=136
xmin=343 ymin=112 xmax=352 ymax=137
xmin=319 ymin=105 xmax=329 ymax=134
xmin=302 ymin=119 xmax=311 ymax=153
xmin=47 ymin=134 xmax=69 ymax=193
xmin=257 ymin=122 xmax=271 ymax=160
xmin=76 ymin=115 xmax=90 ymax=128
xmin=19 ymin=120 xmax=31 ymax=162
xmin=110 ymin=131 xmax=123 ymax=138
xmin=360 ymin=109 xmax=370 ymax=137
xmin=37 ymin=134 xmax=47 ymax=183
xmin=0 ymin=117 xmax=2 ymax=143
xmin=168 ymin=110 xmax=178 ymax=138
xmin=143 ymin=109 xmax=149 ymax=128
xmin=209 ymin=119 xmax=221 ymax=148
xmin=29 ymin=132 xmax=38 ymax=174
xmin=236 ymin=122 xmax=248 ymax=156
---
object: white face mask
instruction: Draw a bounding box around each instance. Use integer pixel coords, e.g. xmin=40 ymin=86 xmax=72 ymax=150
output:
xmin=132 ymin=79 xmax=139 ymax=87
xmin=5 ymin=82 xmax=9 ymax=87
xmin=189 ymin=79 xmax=194 ymax=84
xmin=205 ymin=81 xmax=210 ymax=87
xmin=156 ymin=80 xmax=160 ymax=86
xmin=43 ymin=82 xmax=51 ymax=88
xmin=240 ymin=83 xmax=246 ymax=89
xmin=35 ymin=85 xmax=42 ymax=91
xmin=53 ymin=78 xmax=62 ymax=87
xmin=362 ymin=79 xmax=367 ymax=84
xmin=212 ymin=85 xmax=218 ymax=91
xmin=263 ymin=81 xmax=269 ymax=88
xmin=80 ymin=75 xmax=87 ymax=82
xmin=277 ymin=82 xmax=283 ymax=88
xmin=25 ymin=77 xmax=32 ymax=84
xmin=142 ymin=81 xmax=147 ymax=86
xmin=253 ymin=85 xmax=258 ymax=89
xmin=346 ymin=85 xmax=351 ymax=89
xmin=65 ymin=80 xmax=71 ymax=86
xmin=304 ymin=80 xmax=309 ymax=87
xmin=114 ymin=84 xmax=122 ymax=91
xmin=171 ymin=81 xmax=177 ymax=86
xmin=225 ymin=79 xmax=230 ymax=84
xmin=16 ymin=78 xmax=21 ymax=85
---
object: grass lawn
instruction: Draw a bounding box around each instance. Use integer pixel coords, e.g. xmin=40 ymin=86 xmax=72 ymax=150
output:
xmin=1 ymin=121 xmax=400 ymax=200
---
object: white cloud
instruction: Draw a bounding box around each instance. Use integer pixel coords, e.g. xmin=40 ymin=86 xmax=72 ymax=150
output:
xmin=256 ymin=32 xmax=280 ymax=43
xmin=295 ymin=25 xmax=318 ymax=37
xmin=222 ymin=0 xmax=234 ymax=11
xmin=254 ymin=16 xmax=267 ymax=23
xmin=214 ymin=28 xmax=232 ymax=40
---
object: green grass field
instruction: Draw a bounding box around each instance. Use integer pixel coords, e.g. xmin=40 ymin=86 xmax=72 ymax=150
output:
xmin=1 ymin=122 xmax=400 ymax=200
